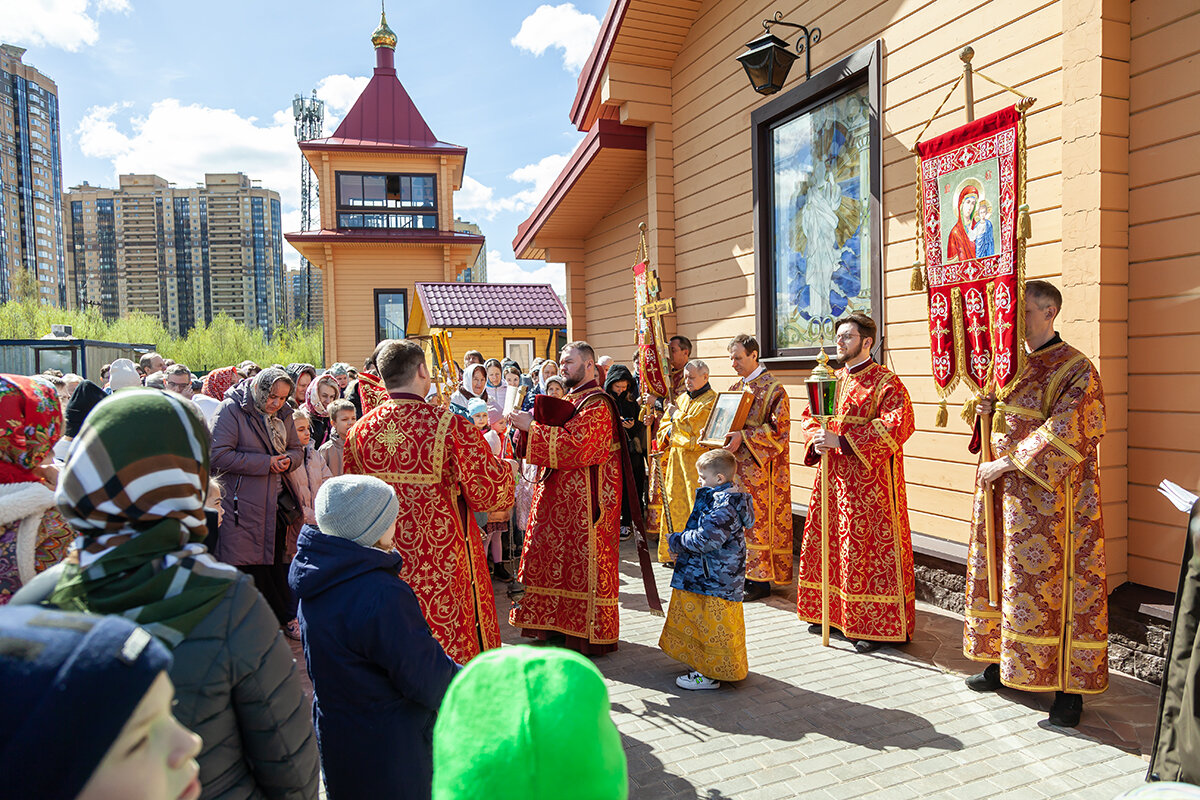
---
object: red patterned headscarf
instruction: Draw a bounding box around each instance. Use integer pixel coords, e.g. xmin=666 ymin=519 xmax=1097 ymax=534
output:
xmin=201 ymin=366 xmax=240 ymax=400
xmin=0 ymin=374 xmax=62 ymax=484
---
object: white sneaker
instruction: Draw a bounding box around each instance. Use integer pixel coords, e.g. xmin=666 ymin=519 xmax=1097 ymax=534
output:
xmin=676 ymin=671 xmax=720 ymax=691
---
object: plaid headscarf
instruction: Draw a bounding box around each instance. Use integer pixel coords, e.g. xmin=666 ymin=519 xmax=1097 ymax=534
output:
xmin=201 ymin=365 xmax=240 ymax=400
xmin=250 ymin=368 xmax=292 ymax=454
xmin=48 ymin=390 xmax=237 ymax=647
xmin=0 ymin=374 xmax=62 ymax=484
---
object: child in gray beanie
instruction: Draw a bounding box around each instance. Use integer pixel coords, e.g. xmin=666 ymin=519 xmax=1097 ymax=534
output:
xmin=288 ymin=475 xmax=460 ymax=800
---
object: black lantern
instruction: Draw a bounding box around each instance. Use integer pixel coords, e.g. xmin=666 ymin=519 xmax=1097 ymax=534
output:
xmin=736 ymin=32 xmax=797 ymax=96
xmin=737 ymin=12 xmax=821 ymax=95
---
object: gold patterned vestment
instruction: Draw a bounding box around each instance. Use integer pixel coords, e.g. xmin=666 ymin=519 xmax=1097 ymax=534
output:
xmin=656 ymin=386 xmax=716 ymax=563
xmin=729 ymin=370 xmax=792 ymax=584
xmin=795 ymin=361 xmax=916 ymax=641
xmin=344 ymin=394 xmax=514 ymax=664
xmin=963 ymin=340 xmax=1109 ymax=694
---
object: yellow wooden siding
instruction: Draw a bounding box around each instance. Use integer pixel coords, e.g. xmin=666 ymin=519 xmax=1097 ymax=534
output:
xmin=580 ymin=178 xmax=647 ymax=359
xmin=1126 ymin=1 xmax=1200 ymax=590
xmin=426 ymin=326 xmax=559 ymax=368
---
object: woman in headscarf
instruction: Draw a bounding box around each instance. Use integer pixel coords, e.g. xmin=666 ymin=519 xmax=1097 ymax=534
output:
xmin=450 ymin=363 xmax=489 ymax=418
xmin=327 ymin=362 xmax=351 ymax=395
xmin=605 ymin=364 xmax=646 ymax=539
xmin=522 ymin=359 xmax=558 ymax=411
xmin=285 ymin=363 xmax=316 ymax=409
xmin=10 ymin=388 xmax=320 ymax=798
xmin=201 ymin=365 xmax=240 ymax=401
xmin=484 ymin=358 xmax=505 ymax=425
xmin=304 ymin=373 xmax=340 ymax=448
xmin=0 ymin=375 xmax=74 ymax=604
xmin=210 ymin=367 xmax=304 ymax=638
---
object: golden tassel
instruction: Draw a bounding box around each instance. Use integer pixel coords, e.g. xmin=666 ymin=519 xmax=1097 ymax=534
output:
xmin=1018 ymin=204 xmax=1031 ymax=239
xmin=992 ymin=400 xmax=1009 ymax=434
xmin=935 ymin=397 xmax=948 ymax=428
xmin=961 ymin=396 xmax=979 ymax=425
xmin=910 ymin=262 xmax=925 ymax=292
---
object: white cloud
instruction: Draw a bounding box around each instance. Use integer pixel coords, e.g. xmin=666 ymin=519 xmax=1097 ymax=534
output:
xmin=486 ymin=249 xmax=565 ymax=297
xmin=456 ymin=151 xmax=571 ymax=221
xmin=314 ymin=74 xmax=370 ymax=119
xmin=511 ymin=3 xmax=600 ymax=72
xmin=0 ymin=0 xmax=130 ymax=51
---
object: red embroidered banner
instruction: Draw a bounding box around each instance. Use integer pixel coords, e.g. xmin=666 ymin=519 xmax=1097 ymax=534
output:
xmin=916 ymin=105 xmax=1024 ymax=400
xmin=632 ymin=260 xmax=671 ymax=398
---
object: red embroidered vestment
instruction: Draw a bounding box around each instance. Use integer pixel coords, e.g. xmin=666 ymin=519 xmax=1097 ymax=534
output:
xmin=344 ymin=396 xmax=514 ymax=664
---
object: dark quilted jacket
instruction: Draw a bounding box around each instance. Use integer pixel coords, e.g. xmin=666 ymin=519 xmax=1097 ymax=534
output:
xmin=667 ymin=483 xmax=755 ymax=602
xmin=13 ymin=566 xmax=319 ymax=800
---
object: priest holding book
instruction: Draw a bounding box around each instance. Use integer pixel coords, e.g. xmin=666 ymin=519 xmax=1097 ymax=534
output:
xmin=507 ymin=341 xmax=626 ymax=655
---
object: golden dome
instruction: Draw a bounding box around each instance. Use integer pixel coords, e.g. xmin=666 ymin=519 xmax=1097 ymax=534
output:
xmin=371 ymin=11 xmax=397 ymax=50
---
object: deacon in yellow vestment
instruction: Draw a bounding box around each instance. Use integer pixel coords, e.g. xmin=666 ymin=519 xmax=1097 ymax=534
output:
xmin=965 ymin=331 xmax=1109 ymax=694
xmin=655 ymin=361 xmax=716 ymax=563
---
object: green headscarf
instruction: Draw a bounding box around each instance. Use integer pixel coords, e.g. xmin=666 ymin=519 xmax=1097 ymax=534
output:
xmin=433 ymin=646 xmax=628 ymax=800
xmin=48 ymin=390 xmax=237 ymax=648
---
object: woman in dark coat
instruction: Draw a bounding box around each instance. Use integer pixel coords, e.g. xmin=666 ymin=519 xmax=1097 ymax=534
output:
xmin=604 ymin=364 xmax=647 ymax=535
xmin=211 ymin=367 xmax=304 ymax=633
xmin=13 ymin=389 xmax=319 ymax=800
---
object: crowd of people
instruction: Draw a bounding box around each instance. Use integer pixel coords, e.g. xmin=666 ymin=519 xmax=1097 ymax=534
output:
xmin=0 ymin=278 xmax=1196 ymax=798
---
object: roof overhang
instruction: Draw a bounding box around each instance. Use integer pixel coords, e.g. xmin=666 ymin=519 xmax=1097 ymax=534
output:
xmin=299 ymin=140 xmax=468 ymax=187
xmin=285 ymin=229 xmax=483 ymax=265
xmin=512 ymin=119 xmax=646 ymax=260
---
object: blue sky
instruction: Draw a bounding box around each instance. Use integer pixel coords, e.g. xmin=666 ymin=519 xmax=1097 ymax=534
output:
xmin=0 ymin=0 xmax=613 ymax=293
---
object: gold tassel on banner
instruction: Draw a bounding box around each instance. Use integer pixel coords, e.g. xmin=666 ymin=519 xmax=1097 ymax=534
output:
xmin=992 ymin=400 xmax=1009 ymax=434
xmin=961 ymin=395 xmax=979 ymax=425
xmin=935 ymin=397 xmax=948 ymax=428
xmin=910 ymin=262 xmax=925 ymax=292
xmin=1018 ymin=204 xmax=1031 ymax=239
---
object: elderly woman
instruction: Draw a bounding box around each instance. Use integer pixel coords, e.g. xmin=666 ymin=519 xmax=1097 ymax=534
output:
xmin=0 ymin=375 xmax=74 ymax=604
xmin=211 ymin=367 xmax=305 ymax=637
xmin=12 ymin=388 xmax=319 ymax=799
xmin=450 ymin=363 xmax=489 ymax=418
xmin=285 ymin=363 xmax=317 ymax=409
xmin=327 ymin=362 xmax=352 ymax=394
xmin=304 ymin=374 xmax=340 ymax=447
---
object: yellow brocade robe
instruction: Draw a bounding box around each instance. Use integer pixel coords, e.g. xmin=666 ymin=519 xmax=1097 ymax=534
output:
xmin=963 ymin=340 xmax=1109 ymax=694
xmin=729 ymin=371 xmax=792 ymax=584
xmin=647 ymin=368 xmax=687 ymax=539
xmin=344 ymin=396 xmax=515 ymax=664
xmin=795 ymin=362 xmax=916 ymax=641
xmin=656 ymin=387 xmax=717 ymax=563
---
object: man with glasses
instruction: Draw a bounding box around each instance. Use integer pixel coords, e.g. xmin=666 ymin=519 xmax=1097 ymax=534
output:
xmin=796 ymin=313 xmax=917 ymax=653
xmin=725 ymin=333 xmax=792 ymax=601
xmin=163 ymin=364 xmax=194 ymax=399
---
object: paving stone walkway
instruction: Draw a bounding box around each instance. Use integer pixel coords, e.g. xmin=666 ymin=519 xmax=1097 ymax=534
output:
xmin=296 ymin=540 xmax=1158 ymax=798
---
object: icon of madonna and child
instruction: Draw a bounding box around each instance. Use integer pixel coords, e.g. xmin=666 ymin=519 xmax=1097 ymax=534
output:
xmin=942 ymin=161 xmax=999 ymax=264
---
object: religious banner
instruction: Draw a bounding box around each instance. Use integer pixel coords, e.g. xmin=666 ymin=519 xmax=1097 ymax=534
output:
xmin=632 ymin=258 xmax=673 ymax=399
xmin=914 ymin=105 xmax=1027 ymax=424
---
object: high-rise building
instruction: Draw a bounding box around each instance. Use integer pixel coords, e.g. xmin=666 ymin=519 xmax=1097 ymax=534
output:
xmin=453 ymin=218 xmax=487 ymax=282
xmin=285 ymin=266 xmax=322 ymax=326
xmin=0 ymin=44 xmax=66 ymax=306
xmin=64 ymin=173 xmax=287 ymax=336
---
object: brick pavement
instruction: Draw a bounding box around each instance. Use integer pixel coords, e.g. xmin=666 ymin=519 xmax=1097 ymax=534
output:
xmin=294 ymin=540 xmax=1157 ymax=799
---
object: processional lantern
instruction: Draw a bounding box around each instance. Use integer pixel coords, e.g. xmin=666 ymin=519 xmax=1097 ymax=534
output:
xmin=736 ymin=11 xmax=821 ymax=96
xmin=805 ymin=342 xmax=839 ymax=647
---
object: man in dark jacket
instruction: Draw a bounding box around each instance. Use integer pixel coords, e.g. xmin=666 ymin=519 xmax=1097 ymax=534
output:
xmin=290 ymin=474 xmax=460 ymax=800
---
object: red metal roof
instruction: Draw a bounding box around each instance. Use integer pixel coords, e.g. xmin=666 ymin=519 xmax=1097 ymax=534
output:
xmin=284 ymin=229 xmax=483 ymax=246
xmin=302 ymin=47 xmax=465 ymax=153
xmin=414 ymin=282 xmax=567 ymax=328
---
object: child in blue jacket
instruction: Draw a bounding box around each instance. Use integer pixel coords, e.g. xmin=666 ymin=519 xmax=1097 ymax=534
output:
xmin=289 ymin=474 xmax=460 ymax=800
xmin=660 ymin=448 xmax=755 ymax=690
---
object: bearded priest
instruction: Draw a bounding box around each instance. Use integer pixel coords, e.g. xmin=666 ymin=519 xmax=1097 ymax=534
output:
xmin=507 ymin=341 xmax=625 ymax=655
xmin=343 ymin=340 xmax=514 ymax=664
xmin=795 ymin=313 xmax=917 ymax=653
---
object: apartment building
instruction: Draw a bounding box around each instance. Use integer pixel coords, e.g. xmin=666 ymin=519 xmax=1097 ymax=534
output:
xmin=0 ymin=44 xmax=66 ymax=306
xmin=285 ymin=265 xmax=323 ymax=327
xmin=453 ymin=218 xmax=487 ymax=282
xmin=65 ymin=173 xmax=287 ymax=336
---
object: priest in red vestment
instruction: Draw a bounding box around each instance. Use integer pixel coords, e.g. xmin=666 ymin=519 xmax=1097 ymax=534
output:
xmin=796 ymin=313 xmax=916 ymax=652
xmin=508 ymin=341 xmax=624 ymax=655
xmin=344 ymin=340 xmax=514 ymax=664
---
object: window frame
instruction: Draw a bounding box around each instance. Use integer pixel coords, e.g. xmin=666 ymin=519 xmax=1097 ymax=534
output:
xmin=373 ymin=288 xmax=408 ymax=343
xmin=335 ymin=171 xmax=438 ymax=231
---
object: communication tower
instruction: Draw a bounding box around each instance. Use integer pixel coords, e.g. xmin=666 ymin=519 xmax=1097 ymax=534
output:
xmin=293 ymin=90 xmax=325 ymax=325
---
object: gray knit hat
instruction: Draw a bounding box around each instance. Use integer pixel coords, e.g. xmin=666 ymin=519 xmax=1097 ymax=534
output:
xmin=315 ymin=475 xmax=400 ymax=547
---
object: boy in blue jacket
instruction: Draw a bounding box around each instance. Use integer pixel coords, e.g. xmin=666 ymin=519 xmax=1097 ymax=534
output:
xmin=289 ymin=474 xmax=460 ymax=800
xmin=659 ymin=448 xmax=755 ymax=691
